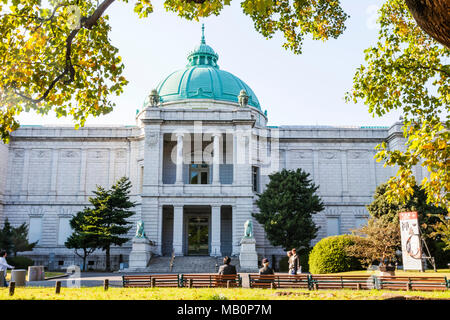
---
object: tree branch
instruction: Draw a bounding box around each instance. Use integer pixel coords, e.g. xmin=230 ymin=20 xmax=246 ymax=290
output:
xmin=13 ymin=0 xmax=117 ymax=104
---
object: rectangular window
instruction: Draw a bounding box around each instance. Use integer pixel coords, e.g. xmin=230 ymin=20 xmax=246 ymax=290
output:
xmin=252 ymin=166 xmax=259 ymax=192
xmin=189 ymin=163 xmax=209 ymax=184
xmin=326 ymin=217 xmax=340 ymax=237
xmin=29 ymin=217 xmax=43 ymax=245
xmin=58 ymin=218 xmax=72 ymax=246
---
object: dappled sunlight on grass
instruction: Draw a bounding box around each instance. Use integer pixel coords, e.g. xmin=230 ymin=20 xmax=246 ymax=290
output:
xmin=0 ymin=287 xmax=449 ymax=300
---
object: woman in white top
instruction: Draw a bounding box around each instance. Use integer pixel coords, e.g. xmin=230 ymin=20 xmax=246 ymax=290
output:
xmin=0 ymin=251 xmax=14 ymax=287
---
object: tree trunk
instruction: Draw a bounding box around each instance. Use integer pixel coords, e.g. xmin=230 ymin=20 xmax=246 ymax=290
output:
xmin=82 ymin=249 xmax=87 ymax=272
xmin=105 ymin=246 xmax=110 ymax=272
xmin=404 ymin=0 xmax=450 ymax=48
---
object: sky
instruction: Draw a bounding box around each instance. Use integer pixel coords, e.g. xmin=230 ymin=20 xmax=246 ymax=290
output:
xmin=17 ymin=0 xmax=403 ymax=128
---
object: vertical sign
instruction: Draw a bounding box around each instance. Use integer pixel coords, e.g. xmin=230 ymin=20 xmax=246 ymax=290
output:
xmin=399 ymin=211 xmax=423 ymax=271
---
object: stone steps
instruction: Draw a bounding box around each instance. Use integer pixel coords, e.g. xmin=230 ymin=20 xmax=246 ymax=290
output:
xmin=147 ymin=256 xmax=241 ymax=273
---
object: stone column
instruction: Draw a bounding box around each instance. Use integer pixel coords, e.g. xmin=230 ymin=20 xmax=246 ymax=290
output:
xmin=49 ymin=149 xmax=59 ymax=199
xmin=212 ymin=133 xmax=221 ymax=185
xmin=175 ymin=133 xmax=184 ymax=185
xmin=78 ymin=149 xmax=87 ymax=200
xmin=210 ymin=205 xmax=221 ymax=256
xmin=173 ymin=205 xmax=184 ymax=255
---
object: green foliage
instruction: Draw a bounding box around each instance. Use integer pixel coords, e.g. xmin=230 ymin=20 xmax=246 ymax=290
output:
xmin=346 ymin=0 xmax=449 ymax=209
xmin=10 ymin=222 xmax=38 ymax=256
xmin=65 ymin=210 xmax=100 ymax=271
xmin=78 ymin=176 xmax=135 ymax=271
xmin=366 ymin=182 xmax=448 ymax=266
xmin=0 ymin=219 xmax=14 ymax=255
xmin=7 ymin=256 xmax=34 ymax=269
xmin=308 ymin=235 xmax=363 ymax=274
xmin=254 ymin=168 xmax=324 ymax=253
xmin=0 ymin=218 xmax=37 ymax=256
xmin=0 ymin=0 xmax=351 ymax=143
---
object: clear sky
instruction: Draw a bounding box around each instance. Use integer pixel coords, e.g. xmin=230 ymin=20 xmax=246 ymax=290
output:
xmin=17 ymin=0 xmax=402 ymax=128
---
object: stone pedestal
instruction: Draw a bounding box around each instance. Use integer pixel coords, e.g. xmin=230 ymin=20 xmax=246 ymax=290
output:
xmin=239 ymin=237 xmax=258 ymax=272
xmin=28 ymin=266 xmax=45 ymax=281
xmin=11 ymin=269 xmax=27 ymax=286
xmin=126 ymin=238 xmax=153 ymax=272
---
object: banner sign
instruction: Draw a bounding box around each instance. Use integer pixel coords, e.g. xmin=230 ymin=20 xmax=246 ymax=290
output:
xmin=399 ymin=211 xmax=423 ymax=271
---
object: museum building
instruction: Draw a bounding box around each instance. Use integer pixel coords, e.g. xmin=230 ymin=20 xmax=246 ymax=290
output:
xmin=0 ymin=28 xmax=418 ymax=271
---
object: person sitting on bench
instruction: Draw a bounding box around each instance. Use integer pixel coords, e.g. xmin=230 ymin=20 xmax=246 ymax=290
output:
xmin=259 ymin=258 xmax=274 ymax=275
xmin=218 ymin=256 xmax=237 ymax=275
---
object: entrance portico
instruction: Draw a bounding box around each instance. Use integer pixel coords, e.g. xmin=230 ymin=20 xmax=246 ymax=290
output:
xmin=161 ymin=205 xmax=233 ymax=257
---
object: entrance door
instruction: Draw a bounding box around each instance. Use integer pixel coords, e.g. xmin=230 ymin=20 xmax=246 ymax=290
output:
xmin=187 ymin=216 xmax=209 ymax=255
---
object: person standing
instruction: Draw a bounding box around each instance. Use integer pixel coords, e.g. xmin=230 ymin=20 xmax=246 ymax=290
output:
xmin=259 ymin=258 xmax=274 ymax=275
xmin=291 ymin=248 xmax=301 ymax=274
xmin=287 ymin=250 xmax=294 ymax=275
xmin=218 ymin=256 xmax=237 ymax=275
xmin=0 ymin=251 xmax=14 ymax=287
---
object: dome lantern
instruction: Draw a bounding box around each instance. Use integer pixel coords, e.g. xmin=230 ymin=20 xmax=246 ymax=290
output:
xmin=187 ymin=24 xmax=219 ymax=68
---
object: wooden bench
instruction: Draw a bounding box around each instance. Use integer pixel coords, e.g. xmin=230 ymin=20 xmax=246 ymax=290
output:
xmin=310 ymin=275 xmax=375 ymax=290
xmin=249 ymin=274 xmax=310 ymax=289
xmin=377 ymin=276 xmax=449 ymax=291
xmin=122 ymin=274 xmax=181 ymax=288
xmin=180 ymin=274 xmax=242 ymax=288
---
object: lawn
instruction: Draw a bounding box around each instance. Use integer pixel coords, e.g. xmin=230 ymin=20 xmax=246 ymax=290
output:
xmin=0 ymin=287 xmax=449 ymax=300
xmin=332 ymin=269 xmax=450 ymax=278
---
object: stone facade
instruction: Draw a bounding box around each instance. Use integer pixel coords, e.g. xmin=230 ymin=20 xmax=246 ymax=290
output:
xmin=0 ymin=99 xmax=417 ymax=271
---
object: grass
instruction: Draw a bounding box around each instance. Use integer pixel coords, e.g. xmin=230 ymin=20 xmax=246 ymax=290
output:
xmin=0 ymin=286 xmax=449 ymax=300
xmin=330 ymin=269 xmax=450 ymax=278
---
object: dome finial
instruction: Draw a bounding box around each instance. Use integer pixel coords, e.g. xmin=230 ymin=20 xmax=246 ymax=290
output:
xmin=201 ymin=23 xmax=205 ymax=44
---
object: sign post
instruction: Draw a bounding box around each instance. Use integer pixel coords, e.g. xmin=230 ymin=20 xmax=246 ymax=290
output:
xmin=399 ymin=211 xmax=423 ymax=271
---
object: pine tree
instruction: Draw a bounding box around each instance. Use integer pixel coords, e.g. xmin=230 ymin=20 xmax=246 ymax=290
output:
xmin=254 ymin=168 xmax=324 ymax=253
xmin=10 ymin=222 xmax=37 ymax=257
xmin=65 ymin=210 xmax=99 ymax=271
xmin=82 ymin=177 xmax=135 ymax=271
xmin=0 ymin=219 xmax=13 ymax=255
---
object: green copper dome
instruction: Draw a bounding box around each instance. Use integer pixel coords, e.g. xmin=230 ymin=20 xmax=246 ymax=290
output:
xmin=152 ymin=25 xmax=261 ymax=110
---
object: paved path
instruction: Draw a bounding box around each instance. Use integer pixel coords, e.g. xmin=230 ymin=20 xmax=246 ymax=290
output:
xmin=24 ymin=272 xmax=254 ymax=288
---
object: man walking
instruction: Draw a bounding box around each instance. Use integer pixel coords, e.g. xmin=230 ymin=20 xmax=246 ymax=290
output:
xmin=0 ymin=251 xmax=14 ymax=287
xmin=291 ymin=248 xmax=301 ymax=274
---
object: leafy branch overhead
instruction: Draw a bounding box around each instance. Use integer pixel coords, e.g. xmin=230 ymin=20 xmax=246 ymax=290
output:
xmin=346 ymin=0 xmax=449 ymax=210
xmin=0 ymin=0 xmax=448 ymax=143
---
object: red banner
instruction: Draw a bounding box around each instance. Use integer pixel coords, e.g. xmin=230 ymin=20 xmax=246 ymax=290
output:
xmin=399 ymin=211 xmax=418 ymax=220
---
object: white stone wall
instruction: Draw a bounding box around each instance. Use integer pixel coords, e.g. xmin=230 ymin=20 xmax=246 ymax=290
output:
xmin=1 ymin=109 xmax=423 ymax=268
xmin=2 ymin=126 xmax=143 ymax=268
xmin=0 ymin=142 xmax=9 ymax=225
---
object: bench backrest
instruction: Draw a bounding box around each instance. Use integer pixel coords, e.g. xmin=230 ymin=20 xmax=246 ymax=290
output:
xmin=377 ymin=276 xmax=448 ymax=291
xmin=123 ymin=274 xmax=180 ymax=287
xmin=181 ymin=274 xmax=241 ymax=288
xmin=249 ymin=274 xmax=310 ymax=289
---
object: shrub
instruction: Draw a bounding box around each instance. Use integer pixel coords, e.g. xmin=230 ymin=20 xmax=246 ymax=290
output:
xmin=7 ymin=256 xmax=34 ymax=269
xmin=308 ymin=235 xmax=363 ymax=274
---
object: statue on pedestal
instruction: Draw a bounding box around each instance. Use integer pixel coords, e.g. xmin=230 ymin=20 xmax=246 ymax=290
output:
xmin=243 ymin=219 xmax=253 ymax=238
xmin=135 ymin=220 xmax=147 ymax=239
xmin=239 ymin=219 xmax=258 ymax=272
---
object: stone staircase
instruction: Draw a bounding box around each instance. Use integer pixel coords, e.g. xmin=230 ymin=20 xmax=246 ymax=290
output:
xmin=146 ymin=256 xmax=241 ymax=273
